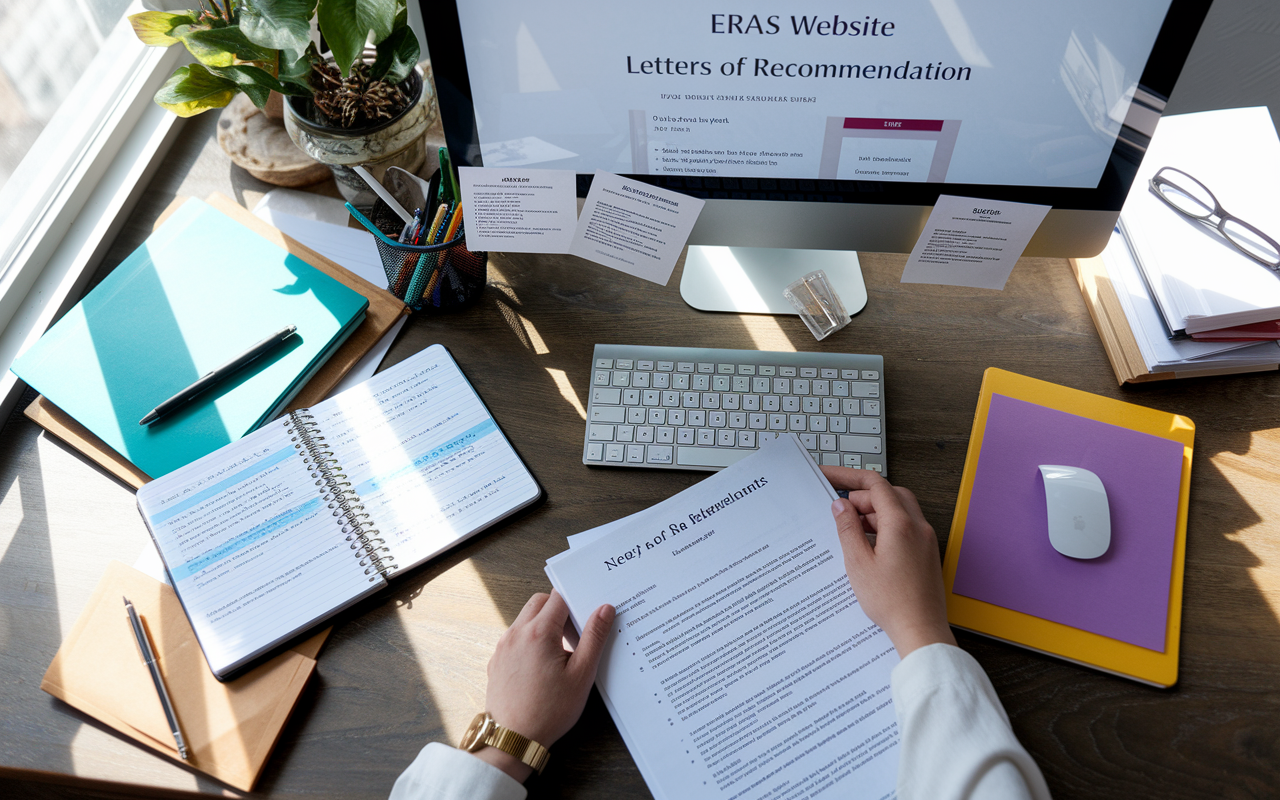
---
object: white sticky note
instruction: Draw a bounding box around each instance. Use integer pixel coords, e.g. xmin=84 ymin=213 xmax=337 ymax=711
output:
xmin=569 ymin=170 xmax=705 ymax=285
xmin=901 ymin=195 xmax=1052 ymax=290
xmin=459 ymin=166 xmax=578 ymax=253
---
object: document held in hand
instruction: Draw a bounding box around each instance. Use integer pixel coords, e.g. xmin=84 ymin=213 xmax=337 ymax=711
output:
xmin=545 ymin=435 xmax=900 ymax=800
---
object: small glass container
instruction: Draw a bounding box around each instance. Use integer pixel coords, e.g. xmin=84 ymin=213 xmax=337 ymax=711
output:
xmin=783 ymin=270 xmax=851 ymax=340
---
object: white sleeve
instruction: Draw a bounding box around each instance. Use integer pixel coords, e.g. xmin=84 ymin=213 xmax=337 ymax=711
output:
xmin=891 ymin=643 xmax=1053 ymax=800
xmin=389 ymin=742 xmax=528 ymax=800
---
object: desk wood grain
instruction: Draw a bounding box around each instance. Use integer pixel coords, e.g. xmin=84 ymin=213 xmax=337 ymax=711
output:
xmin=3 ymin=118 xmax=1280 ymax=800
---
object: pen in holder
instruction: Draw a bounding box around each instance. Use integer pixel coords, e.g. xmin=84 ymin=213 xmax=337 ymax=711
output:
xmin=346 ymin=194 xmax=487 ymax=313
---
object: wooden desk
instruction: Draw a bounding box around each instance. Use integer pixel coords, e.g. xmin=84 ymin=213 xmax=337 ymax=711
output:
xmin=3 ymin=110 xmax=1280 ymax=799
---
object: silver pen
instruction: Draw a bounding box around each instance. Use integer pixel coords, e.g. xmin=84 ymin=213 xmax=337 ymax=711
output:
xmin=124 ymin=596 xmax=189 ymax=760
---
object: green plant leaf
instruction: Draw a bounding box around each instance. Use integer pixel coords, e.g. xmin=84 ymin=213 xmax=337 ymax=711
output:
xmin=278 ymin=46 xmax=317 ymax=95
xmin=207 ymin=65 xmax=287 ymax=108
xmin=129 ymin=11 xmax=197 ymax=46
xmin=176 ymin=24 xmax=277 ymax=67
xmin=317 ymin=0 xmax=396 ymax=77
xmin=238 ymin=0 xmax=317 ymax=57
xmin=154 ymin=64 xmax=238 ymax=117
xmin=370 ymin=26 xmax=418 ymax=84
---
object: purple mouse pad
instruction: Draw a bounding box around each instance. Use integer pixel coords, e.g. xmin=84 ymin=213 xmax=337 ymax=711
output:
xmin=952 ymin=393 xmax=1185 ymax=651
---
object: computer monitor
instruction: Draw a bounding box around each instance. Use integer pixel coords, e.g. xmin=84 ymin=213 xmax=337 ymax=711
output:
xmin=423 ymin=0 xmax=1212 ymax=314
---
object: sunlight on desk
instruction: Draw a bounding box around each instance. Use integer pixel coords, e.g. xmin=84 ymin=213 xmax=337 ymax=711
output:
xmin=546 ymin=368 xmax=588 ymax=421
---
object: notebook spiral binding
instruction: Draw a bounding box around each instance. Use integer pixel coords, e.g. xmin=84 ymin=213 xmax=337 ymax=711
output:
xmin=286 ymin=410 xmax=397 ymax=581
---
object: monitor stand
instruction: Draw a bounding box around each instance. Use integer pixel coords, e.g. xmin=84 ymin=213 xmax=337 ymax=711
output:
xmin=679 ymin=246 xmax=868 ymax=316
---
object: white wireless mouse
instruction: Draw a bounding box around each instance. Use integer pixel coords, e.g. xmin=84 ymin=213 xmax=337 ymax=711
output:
xmin=1037 ymin=465 xmax=1111 ymax=559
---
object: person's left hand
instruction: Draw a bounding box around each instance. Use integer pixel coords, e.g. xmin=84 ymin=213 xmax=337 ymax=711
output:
xmin=474 ymin=591 xmax=616 ymax=782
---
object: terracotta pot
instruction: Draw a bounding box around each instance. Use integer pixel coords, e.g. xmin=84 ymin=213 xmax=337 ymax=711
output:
xmin=284 ymin=62 xmax=436 ymax=207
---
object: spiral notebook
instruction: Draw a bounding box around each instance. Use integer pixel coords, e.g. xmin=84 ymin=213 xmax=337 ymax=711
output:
xmin=136 ymin=344 xmax=542 ymax=680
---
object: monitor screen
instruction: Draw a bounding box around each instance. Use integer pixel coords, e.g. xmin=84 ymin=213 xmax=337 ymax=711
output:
xmin=424 ymin=0 xmax=1211 ymax=298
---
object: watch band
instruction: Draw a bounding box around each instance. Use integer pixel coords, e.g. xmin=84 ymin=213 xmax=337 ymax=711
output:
xmin=460 ymin=712 xmax=551 ymax=775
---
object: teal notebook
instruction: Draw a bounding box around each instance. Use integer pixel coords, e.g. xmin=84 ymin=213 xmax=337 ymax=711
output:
xmin=11 ymin=198 xmax=369 ymax=479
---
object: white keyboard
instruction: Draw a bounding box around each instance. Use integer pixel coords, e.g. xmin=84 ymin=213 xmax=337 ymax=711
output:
xmin=582 ymin=344 xmax=886 ymax=475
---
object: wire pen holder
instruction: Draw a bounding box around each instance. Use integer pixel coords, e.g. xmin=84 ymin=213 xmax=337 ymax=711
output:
xmin=346 ymin=199 xmax=488 ymax=312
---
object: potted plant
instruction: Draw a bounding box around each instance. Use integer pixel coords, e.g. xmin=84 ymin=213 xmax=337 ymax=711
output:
xmin=130 ymin=0 xmax=432 ymax=200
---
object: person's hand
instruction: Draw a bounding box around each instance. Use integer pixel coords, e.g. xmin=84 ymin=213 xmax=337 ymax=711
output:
xmin=822 ymin=466 xmax=956 ymax=658
xmin=473 ymin=591 xmax=616 ymax=782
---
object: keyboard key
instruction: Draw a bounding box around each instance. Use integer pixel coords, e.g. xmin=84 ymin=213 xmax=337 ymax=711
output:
xmin=865 ymin=463 xmax=883 ymax=473
xmin=768 ymin=414 xmax=787 ymax=430
xmin=709 ymin=411 xmax=727 ymax=427
xmin=713 ymin=375 xmax=730 ymax=391
xmin=648 ymin=446 xmax=673 ymax=464
xmin=789 ymin=415 xmax=807 ymax=431
xmin=689 ymin=410 xmax=707 ymax=426
xmin=800 ymin=433 xmax=818 ymax=449
xmin=848 ymin=418 xmax=881 ymax=434
xmin=617 ymin=425 xmax=635 ymax=442
xmin=636 ymin=426 xmax=655 ymax=442
xmin=863 ymin=400 xmax=881 ymax=416
xmin=738 ymin=430 xmax=755 ymax=447
xmin=839 ymin=435 xmax=882 ymax=454
xmin=595 ymin=359 xmax=613 ymax=369
xmin=800 ymin=367 xmax=817 ymax=378
xmin=843 ymin=454 xmax=863 ymax=467
xmin=774 ymin=377 xmax=790 ymax=394
xmin=677 ymin=362 xmax=695 ymax=372
xmin=749 ymin=413 xmax=766 ymax=429
xmin=849 ymin=382 xmax=879 ymax=398
xmin=662 ymin=391 xmax=680 ymax=407
xmin=833 ymin=381 xmax=849 ymax=397
xmin=783 ymin=396 xmax=800 ymax=412
xmin=623 ymin=389 xmax=641 ymax=405
xmin=759 ymin=366 xmax=776 ymax=376
xmin=779 ymin=366 xmax=797 ymax=377
xmin=668 ymin=409 xmax=686 ymax=425
xmin=821 ymin=368 xmax=838 ymax=378
xmin=673 ymin=373 xmax=690 ymax=389
xmin=732 ymin=376 xmax=750 ymax=392
xmin=820 ymin=434 xmax=837 ymax=451
xmin=701 ymin=393 xmax=720 ymax=409
xmin=616 ymin=359 xmax=633 ymax=370
xmin=717 ymin=430 xmax=736 ymax=447
xmin=677 ymin=427 xmax=694 ymax=444
xmin=648 ymin=408 xmax=666 ymax=425
xmin=729 ymin=412 xmax=747 ymax=428
xmin=677 ymin=447 xmax=752 ymax=468
xmin=742 ymin=394 xmax=760 ymax=411
xmin=829 ymin=416 xmax=847 ymax=433
xmin=802 ymin=397 xmax=820 ymax=414
xmin=657 ymin=361 xmax=674 ymax=371
xmin=633 ymin=372 xmax=651 ymax=388
xmin=861 ymin=370 xmax=880 ymax=380
xmin=592 ymin=387 xmax=622 ymax=404
xmin=698 ymin=362 xmax=714 ymax=373
xmin=697 ymin=429 xmax=715 ymax=445
xmin=753 ymin=376 xmax=770 ymax=393
xmin=722 ymin=393 xmax=741 ymax=410
xmin=813 ymin=380 xmax=829 ymax=396
xmin=809 ymin=415 xmax=827 ymax=432
xmin=590 ymin=406 xmax=626 ymax=424
xmin=587 ymin=442 xmax=604 ymax=461
xmin=637 ymin=360 xmax=654 ymax=370
xmin=822 ymin=397 xmax=840 ymax=414
xmin=626 ymin=444 xmax=645 ymax=463
xmin=643 ymin=390 xmax=660 ymax=406
xmin=656 ymin=427 xmax=675 ymax=444
xmin=683 ymin=392 xmax=700 ymax=408
xmin=763 ymin=395 xmax=780 ymax=412
xmin=594 ymin=370 xmax=611 ymax=386
xmin=794 ymin=379 xmax=810 ymax=395
xmin=738 ymin=365 xmax=756 ymax=375
xmin=693 ymin=374 xmax=710 ymax=391
xmin=841 ymin=370 xmax=858 ymax=379
xmin=606 ymin=443 xmax=625 ymax=462
xmin=842 ymin=399 xmax=861 ymax=415
xmin=612 ymin=372 xmax=630 ymax=387
xmin=718 ymin=363 xmax=735 ymax=374
xmin=627 ymin=407 xmax=646 ymax=424
xmin=653 ymin=372 xmax=670 ymax=389
xmin=821 ymin=453 xmax=841 ymax=466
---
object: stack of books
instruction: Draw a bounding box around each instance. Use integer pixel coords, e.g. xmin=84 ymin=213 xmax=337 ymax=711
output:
xmin=1073 ymin=107 xmax=1280 ymax=383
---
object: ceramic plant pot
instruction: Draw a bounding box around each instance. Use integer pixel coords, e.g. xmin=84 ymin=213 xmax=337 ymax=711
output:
xmin=284 ymin=61 xmax=437 ymax=207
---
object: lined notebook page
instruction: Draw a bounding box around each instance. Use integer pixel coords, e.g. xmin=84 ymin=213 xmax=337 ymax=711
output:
xmin=310 ymin=344 xmax=541 ymax=574
xmin=137 ymin=420 xmax=384 ymax=676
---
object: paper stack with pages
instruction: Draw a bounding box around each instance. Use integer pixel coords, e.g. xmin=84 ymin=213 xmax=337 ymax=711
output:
xmin=546 ymin=434 xmax=899 ymax=800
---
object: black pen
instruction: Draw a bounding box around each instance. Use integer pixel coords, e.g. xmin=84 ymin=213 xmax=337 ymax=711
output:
xmin=124 ymin=596 xmax=189 ymax=760
xmin=139 ymin=325 xmax=297 ymax=425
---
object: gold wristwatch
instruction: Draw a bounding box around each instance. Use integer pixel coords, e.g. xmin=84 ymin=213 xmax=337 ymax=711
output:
xmin=458 ymin=712 xmax=551 ymax=775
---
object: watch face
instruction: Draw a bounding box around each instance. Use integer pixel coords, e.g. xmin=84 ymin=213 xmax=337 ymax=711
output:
xmin=459 ymin=712 xmax=494 ymax=752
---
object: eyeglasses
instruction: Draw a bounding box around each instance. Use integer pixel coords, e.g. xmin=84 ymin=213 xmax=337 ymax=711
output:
xmin=1148 ymin=166 xmax=1280 ymax=270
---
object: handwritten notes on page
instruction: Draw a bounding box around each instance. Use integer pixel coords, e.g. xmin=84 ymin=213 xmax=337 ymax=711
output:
xmin=545 ymin=435 xmax=899 ymax=800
